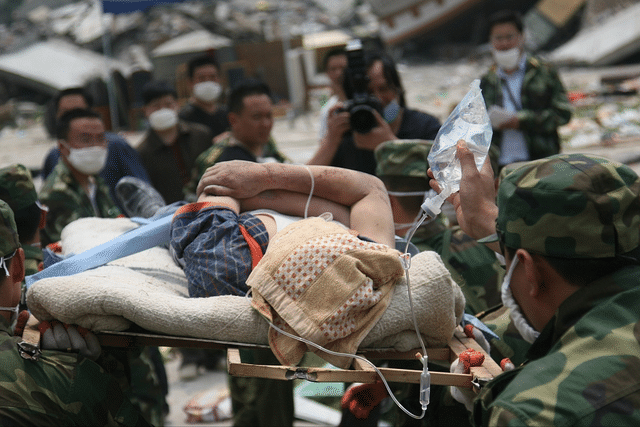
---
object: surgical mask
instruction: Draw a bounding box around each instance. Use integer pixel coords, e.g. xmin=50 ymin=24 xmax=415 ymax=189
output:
xmin=193 ymin=81 xmax=222 ymax=103
xmin=64 ymin=144 xmax=108 ymax=176
xmin=148 ymin=108 xmax=178 ymax=132
xmin=383 ymin=100 xmax=401 ymax=123
xmin=492 ymin=47 xmax=521 ymax=71
xmin=500 ymin=256 xmax=540 ymax=344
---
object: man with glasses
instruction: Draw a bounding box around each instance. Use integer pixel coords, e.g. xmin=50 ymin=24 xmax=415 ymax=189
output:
xmin=480 ymin=9 xmax=571 ymax=170
xmin=39 ymin=108 xmax=121 ymax=246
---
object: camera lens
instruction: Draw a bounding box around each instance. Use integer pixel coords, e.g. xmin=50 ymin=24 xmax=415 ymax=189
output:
xmin=350 ymin=105 xmax=377 ymax=134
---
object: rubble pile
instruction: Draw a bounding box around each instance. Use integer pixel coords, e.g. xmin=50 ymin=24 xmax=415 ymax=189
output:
xmin=560 ymin=72 xmax=640 ymax=149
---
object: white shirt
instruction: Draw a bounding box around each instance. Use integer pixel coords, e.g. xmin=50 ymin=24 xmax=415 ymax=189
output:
xmin=497 ymin=54 xmax=529 ymax=166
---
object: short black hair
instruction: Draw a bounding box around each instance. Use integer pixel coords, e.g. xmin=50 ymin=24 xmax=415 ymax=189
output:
xmin=227 ymin=80 xmax=271 ymax=114
xmin=504 ymin=246 xmax=640 ymax=287
xmin=488 ymin=9 xmax=524 ymax=35
xmin=54 ymin=87 xmax=93 ymax=115
xmin=365 ymin=52 xmax=406 ymax=108
xmin=14 ymin=203 xmax=40 ymax=243
xmin=56 ymin=108 xmax=101 ymax=141
xmin=322 ymin=46 xmax=347 ymax=71
xmin=187 ymin=55 xmax=220 ymax=79
xmin=141 ymin=81 xmax=177 ymax=105
xmin=380 ymin=176 xmax=428 ymax=214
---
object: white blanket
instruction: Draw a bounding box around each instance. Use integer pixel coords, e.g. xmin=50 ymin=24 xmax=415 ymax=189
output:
xmin=27 ymin=218 xmax=465 ymax=352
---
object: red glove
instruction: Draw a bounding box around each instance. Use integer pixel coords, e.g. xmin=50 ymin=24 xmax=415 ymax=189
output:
xmin=341 ymin=381 xmax=388 ymax=419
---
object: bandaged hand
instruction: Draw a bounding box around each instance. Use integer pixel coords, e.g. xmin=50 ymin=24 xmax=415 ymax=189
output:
xmin=341 ymin=381 xmax=388 ymax=419
xmin=39 ymin=320 xmax=101 ymax=361
xmin=450 ymin=349 xmax=485 ymax=412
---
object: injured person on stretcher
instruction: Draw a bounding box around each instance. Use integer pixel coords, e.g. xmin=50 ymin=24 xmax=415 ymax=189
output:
xmin=26 ymin=161 xmax=466 ymax=369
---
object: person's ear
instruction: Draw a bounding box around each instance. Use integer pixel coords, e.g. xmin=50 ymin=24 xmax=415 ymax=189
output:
xmin=517 ymin=248 xmax=543 ymax=298
xmin=58 ymin=140 xmax=69 ymax=157
xmin=9 ymin=248 xmax=25 ymax=285
xmin=228 ymin=112 xmax=238 ymax=128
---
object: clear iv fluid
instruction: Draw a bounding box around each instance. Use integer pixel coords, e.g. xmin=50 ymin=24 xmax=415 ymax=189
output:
xmin=423 ymin=79 xmax=492 ymax=217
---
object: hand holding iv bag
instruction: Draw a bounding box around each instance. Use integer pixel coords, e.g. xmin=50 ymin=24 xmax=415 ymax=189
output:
xmin=422 ymin=79 xmax=492 ymax=217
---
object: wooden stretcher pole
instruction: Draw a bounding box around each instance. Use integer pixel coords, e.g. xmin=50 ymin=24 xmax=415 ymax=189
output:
xmin=227 ymin=326 xmax=503 ymax=390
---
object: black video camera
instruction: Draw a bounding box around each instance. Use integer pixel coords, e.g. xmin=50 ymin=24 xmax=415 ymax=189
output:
xmin=340 ymin=40 xmax=382 ymax=134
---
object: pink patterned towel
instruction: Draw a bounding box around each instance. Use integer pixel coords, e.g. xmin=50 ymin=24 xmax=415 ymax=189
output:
xmin=248 ymin=215 xmax=404 ymax=368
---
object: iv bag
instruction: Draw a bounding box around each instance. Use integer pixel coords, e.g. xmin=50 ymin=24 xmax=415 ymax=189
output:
xmin=422 ymin=79 xmax=492 ymax=217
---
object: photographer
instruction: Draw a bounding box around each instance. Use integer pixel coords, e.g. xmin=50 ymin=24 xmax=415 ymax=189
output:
xmin=308 ymin=48 xmax=441 ymax=175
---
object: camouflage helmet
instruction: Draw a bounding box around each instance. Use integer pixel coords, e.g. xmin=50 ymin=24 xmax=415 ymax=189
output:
xmin=0 ymin=164 xmax=37 ymax=212
xmin=496 ymin=153 xmax=640 ymax=258
xmin=374 ymin=139 xmax=433 ymax=179
xmin=0 ymin=199 xmax=20 ymax=259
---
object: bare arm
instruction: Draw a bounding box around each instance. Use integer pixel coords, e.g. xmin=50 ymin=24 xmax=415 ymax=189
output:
xmin=306 ymin=103 xmax=350 ymax=166
xmin=197 ymin=161 xmax=394 ymax=246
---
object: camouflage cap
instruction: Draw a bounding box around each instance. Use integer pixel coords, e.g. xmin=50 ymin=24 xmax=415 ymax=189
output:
xmin=496 ymin=153 xmax=640 ymax=258
xmin=0 ymin=164 xmax=37 ymax=212
xmin=374 ymin=139 xmax=433 ymax=179
xmin=0 ymin=199 xmax=20 ymax=258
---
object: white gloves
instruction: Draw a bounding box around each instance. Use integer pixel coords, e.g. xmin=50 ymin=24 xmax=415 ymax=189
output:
xmin=39 ymin=320 xmax=101 ymax=361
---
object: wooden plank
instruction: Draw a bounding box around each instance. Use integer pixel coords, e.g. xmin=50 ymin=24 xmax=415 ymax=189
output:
xmin=227 ymin=349 xmax=474 ymax=388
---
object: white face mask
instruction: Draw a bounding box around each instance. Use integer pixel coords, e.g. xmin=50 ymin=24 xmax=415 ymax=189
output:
xmin=492 ymin=47 xmax=521 ymax=71
xmin=148 ymin=108 xmax=178 ymax=132
xmin=193 ymin=81 xmax=222 ymax=103
xmin=501 ymin=256 xmax=540 ymax=344
xmin=64 ymin=144 xmax=108 ymax=176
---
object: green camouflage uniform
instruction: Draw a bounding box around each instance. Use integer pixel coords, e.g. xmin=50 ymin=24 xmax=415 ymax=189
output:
xmin=375 ymin=140 xmax=504 ymax=427
xmin=0 ymin=200 xmax=150 ymax=426
xmin=39 ymin=161 xmax=120 ymax=245
xmin=480 ymin=55 xmax=572 ymax=164
xmin=0 ymin=164 xmax=45 ymax=305
xmin=473 ymin=153 xmax=640 ymax=426
xmin=375 ymin=140 xmax=504 ymax=314
xmin=184 ymin=134 xmax=288 ymax=199
xmin=34 ymin=163 xmax=166 ymax=424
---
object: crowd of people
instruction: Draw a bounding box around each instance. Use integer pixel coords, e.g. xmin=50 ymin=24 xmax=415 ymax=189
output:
xmin=1 ymin=7 xmax=638 ymax=427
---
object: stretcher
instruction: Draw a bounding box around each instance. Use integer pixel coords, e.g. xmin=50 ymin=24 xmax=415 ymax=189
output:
xmin=25 ymin=217 xmax=502 ymax=391
xmin=92 ymin=325 xmax=502 ymax=391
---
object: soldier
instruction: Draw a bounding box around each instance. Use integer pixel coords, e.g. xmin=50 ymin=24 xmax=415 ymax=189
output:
xmin=480 ymin=9 xmax=571 ymax=170
xmin=0 ymin=164 xmax=46 ymax=280
xmin=38 ymin=109 xmax=167 ymax=424
xmin=375 ymin=140 xmax=504 ymax=314
xmin=372 ymin=140 xmax=505 ymax=427
xmin=437 ymin=141 xmax=640 ymax=425
xmin=0 ymin=199 xmax=151 ymax=426
xmin=39 ymin=108 xmax=121 ymax=246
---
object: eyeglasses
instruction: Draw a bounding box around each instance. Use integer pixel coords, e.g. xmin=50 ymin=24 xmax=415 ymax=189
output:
xmin=491 ymin=33 xmax=520 ymax=44
xmin=68 ymin=133 xmax=107 ymax=147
